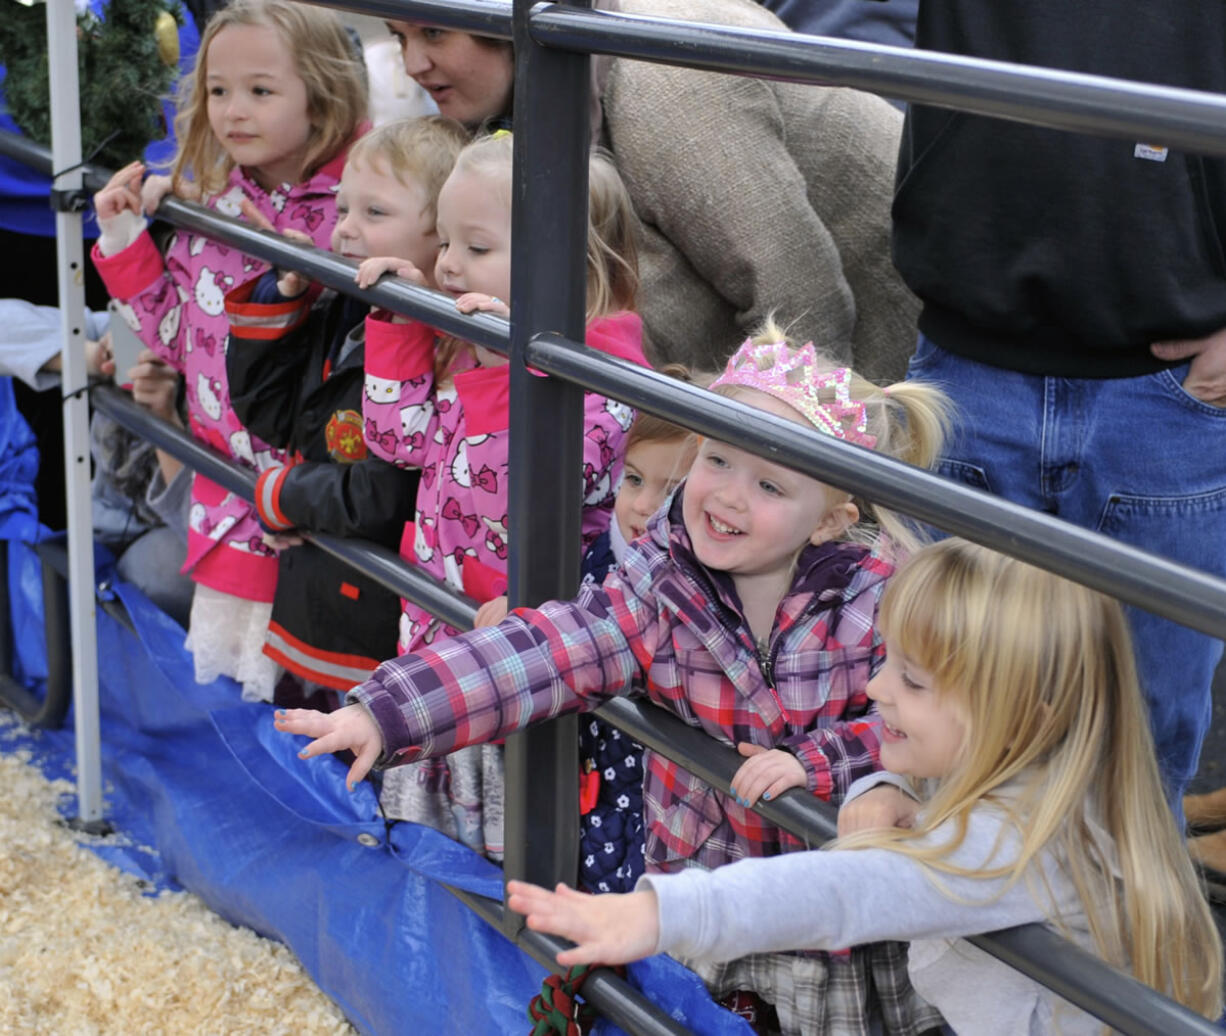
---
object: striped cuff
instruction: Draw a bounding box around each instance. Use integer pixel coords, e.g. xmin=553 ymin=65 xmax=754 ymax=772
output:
xmin=225 ymin=278 xmax=314 ymax=340
xmin=255 ymin=465 xmax=295 ymax=531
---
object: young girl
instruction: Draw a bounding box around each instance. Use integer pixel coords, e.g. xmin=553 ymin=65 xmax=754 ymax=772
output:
xmin=222 ymin=117 xmax=469 ymax=709
xmin=509 ymin=539 xmax=1226 ymax=1033
xmin=277 ymin=328 xmax=951 ymax=1035
xmin=356 ymin=134 xmax=648 ymax=856
xmin=90 ymin=0 xmax=367 ymax=701
xmin=577 ymin=382 xmax=699 ymax=896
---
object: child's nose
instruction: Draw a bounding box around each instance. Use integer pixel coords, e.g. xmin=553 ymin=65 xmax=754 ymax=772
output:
xmin=714 ymin=478 xmax=747 ymax=510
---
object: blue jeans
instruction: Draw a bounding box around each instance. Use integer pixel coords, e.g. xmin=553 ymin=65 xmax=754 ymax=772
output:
xmin=907 ymin=333 xmax=1226 ymax=804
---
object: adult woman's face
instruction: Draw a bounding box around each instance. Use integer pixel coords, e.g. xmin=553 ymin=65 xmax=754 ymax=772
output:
xmin=387 ymin=21 xmax=514 ymax=127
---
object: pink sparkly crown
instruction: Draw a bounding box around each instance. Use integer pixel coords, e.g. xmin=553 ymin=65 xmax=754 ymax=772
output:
xmin=710 ymin=337 xmax=876 ymax=448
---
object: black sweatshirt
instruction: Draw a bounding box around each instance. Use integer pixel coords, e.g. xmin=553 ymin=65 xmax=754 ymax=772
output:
xmin=892 ymin=0 xmax=1226 ymax=377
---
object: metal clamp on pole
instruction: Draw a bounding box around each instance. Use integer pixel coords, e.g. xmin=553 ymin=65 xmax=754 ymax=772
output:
xmin=48 ymin=187 xmax=90 ymax=213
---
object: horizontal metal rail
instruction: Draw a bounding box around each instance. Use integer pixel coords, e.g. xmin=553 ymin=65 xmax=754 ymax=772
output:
xmin=89 ymin=386 xmax=481 ymax=630
xmin=33 ymin=171 xmax=1223 ymax=640
xmin=527 ymin=335 xmax=1226 ymax=640
xmin=528 ymin=4 xmax=1226 ymax=155
xmin=304 ymin=0 xmax=1226 ymax=157
xmin=87 ymin=387 xmax=1218 ymax=1034
xmin=14 ymin=130 xmax=1217 ymax=642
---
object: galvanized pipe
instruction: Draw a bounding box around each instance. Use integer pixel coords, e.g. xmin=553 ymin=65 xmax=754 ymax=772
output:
xmin=89 ymin=386 xmax=480 ymax=629
xmin=528 ymin=3 xmax=1226 ymax=156
xmin=527 ymin=335 xmax=1226 ymax=640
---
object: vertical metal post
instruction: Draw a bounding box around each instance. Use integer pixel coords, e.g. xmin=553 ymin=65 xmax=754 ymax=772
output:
xmin=502 ymin=0 xmax=591 ymax=927
xmin=47 ymin=0 xmax=105 ymax=826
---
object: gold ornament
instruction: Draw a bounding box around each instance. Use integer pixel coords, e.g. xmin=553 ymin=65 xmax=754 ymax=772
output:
xmin=155 ymin=9 xmax=178 ymax=67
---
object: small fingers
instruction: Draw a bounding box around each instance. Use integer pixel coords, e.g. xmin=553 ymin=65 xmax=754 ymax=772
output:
xmin=454 ymin=292 xmax=508 ymax=315
xmin=240 ymin=196 xmax=277 ymax=232
xmin=764 ymin=772 xmax=804 ymax=802
xmin=554 ymin=944 xmax=602 ymax=968
xmin=273 ymin=707 xmax=334 ymax=738
xmin=346 ymin=741 xmax=380 ymax=790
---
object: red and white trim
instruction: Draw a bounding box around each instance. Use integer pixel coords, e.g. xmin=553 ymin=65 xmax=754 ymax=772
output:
xmin=255 ymin=466 xmax=295 ymax=531
xmin=263 ymin=622 xmax=380 ymax=691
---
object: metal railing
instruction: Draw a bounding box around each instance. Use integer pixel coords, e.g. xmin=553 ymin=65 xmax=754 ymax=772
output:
xmin=6 ymin=0 xmax=1226 ymax=1032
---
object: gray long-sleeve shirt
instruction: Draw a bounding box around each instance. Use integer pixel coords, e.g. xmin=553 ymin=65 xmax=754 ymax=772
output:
xmin=641 ymin=780 xmax=1106 ymax=1034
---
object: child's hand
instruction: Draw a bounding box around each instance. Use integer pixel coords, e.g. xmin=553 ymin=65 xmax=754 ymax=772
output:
xmin=262 ymin=530 xmax=305 ymax=551
xmin=128 ymin=349 xmax=180 ymax=422
xmin=836 ymin=783 xmax=917 ymax=838
xmin=356 ymin=256 xmax=426 ymax=292
xmin=240 ymin=199 xmax=314 ymax=297
xmin=730 ymin=743 xmax=806 ymax=807
xmin=274 ymin=703 xmax=384 ymax=790
xmin=473 ymin=595 xmax=509 ymax=628
xmin=506 ymin=881 xmax=660 ymax=967
xmin=139 ymin=173 xmax=193 ymax=214
xmin=93 ymin=161 xmax=145 ymax=227
xmin=455 ymin=292 xmax=509 ymax=319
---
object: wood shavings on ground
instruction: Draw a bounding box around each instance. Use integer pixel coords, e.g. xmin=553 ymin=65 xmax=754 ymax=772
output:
xmin=0 ymin=747 xmax=355 ymax=1035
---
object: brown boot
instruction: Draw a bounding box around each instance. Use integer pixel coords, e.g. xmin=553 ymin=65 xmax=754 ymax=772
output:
xmin=1184 ymin=786 xmax=1226 ymax=832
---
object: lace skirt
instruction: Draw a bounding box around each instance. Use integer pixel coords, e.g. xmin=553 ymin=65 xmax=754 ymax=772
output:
xmin=184 ymin=585 xmax=280 ymax=703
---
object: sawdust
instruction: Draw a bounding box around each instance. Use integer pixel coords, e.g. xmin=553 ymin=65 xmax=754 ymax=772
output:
xmin=0 ymin=747 xmax=355 ymax=1035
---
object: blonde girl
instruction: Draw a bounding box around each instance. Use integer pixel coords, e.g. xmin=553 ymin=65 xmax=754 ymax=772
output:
xmin=509 ymin=539 xmax=1224 ymax=1033
xmin=91 ymin=0 xmax=367 ymax=701
xmin=355 ymin=133 xmax=650 ymax=858
xmin=278 ymin=326 xmax=951 ymax=1035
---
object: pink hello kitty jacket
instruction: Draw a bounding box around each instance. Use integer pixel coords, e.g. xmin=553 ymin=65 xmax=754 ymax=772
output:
xmin=362 ymin=312 xmax=646 ymax=654
xmin=91 ymin=153 xmax=349 ymax=601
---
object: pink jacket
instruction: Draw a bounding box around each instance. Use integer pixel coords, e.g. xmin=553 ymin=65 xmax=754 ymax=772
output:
xmin=362 ymin=312 xmax=647 ymax=654
xmin=91 ymin=154 xmax=348 ymax=601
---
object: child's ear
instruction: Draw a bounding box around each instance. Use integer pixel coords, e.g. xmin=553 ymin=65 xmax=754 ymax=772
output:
xmin=809 ymin=500 xmax=859 ymax=546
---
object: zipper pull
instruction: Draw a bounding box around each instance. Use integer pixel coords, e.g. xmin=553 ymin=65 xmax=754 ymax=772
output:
xmin=756 ymin=637 xmax=774 ymax=688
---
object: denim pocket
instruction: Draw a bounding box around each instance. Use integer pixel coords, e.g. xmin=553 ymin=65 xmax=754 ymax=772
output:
xmin=1155 ymin=364 xmax=1226 ymax=417
xmin=936 ymin=458 xmax=992 ymax=495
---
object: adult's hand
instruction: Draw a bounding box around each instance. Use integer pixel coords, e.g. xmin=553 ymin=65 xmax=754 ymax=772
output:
xmin=1151 ymin=326 xmax=1226 ymax=407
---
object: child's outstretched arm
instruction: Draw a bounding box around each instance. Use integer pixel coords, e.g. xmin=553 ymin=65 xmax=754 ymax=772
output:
xmin=274 ymin=703 xmax=384 ymax=790
xmin=514 ymin=806 xmax=1048 ymax=970
xmin=306 ymin=559 xmax=666 ymax=768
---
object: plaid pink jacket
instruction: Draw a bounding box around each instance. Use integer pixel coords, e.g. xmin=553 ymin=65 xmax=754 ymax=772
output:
xmin=351 ymin=493 xmax=890 ymax=871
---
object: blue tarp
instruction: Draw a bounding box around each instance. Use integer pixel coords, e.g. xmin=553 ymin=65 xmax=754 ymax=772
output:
xmin=0 ymin=381 xmax=746 ymax=1035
